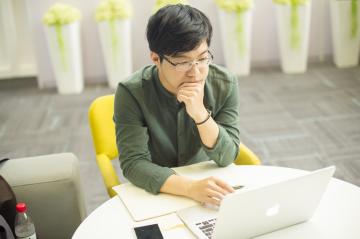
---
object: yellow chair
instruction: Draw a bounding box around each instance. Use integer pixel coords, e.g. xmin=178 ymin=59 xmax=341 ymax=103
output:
xmin=89 ymin=95 xmax=119 ymax=197
xmin=235 ymin=143 xmax=261 ymax=165
xmin=89 ymin=94 xmax=261 ymax=198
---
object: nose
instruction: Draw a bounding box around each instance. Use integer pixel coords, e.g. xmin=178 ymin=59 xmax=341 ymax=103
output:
xmin=187 ymin=62 xmax=200 ymax=78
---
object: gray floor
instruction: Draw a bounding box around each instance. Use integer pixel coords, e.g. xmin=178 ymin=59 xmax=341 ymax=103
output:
xmin=1 ymin=62 xmax=360 ymax=215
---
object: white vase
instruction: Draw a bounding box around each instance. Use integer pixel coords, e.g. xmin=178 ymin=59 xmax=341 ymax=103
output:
xmin=218 ymin=9 xmax=253 ymax=76
xmin=330 ymin=0 xmax=360 ymax=68
xmin=98 ymin=20 xmax=132 ymax=89
xmin=275 ymin=3 xmax=311 ymax=74
xmin=44 ymin=22 xmax=83 ymax=94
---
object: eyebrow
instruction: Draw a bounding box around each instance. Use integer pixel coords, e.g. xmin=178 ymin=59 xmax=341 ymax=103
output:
xmin=174 ymin=49 xmax=209 ymax=59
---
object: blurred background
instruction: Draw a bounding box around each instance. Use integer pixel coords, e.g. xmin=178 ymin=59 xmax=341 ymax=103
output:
xmin=1 ymin=0 xmax=359 ymax=216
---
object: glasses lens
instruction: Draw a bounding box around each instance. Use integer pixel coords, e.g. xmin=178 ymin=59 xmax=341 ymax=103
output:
xmin=175 ymin=63 xmax=192 ymax=71
xmin=175 ymin=58 xmax=212 ymax=72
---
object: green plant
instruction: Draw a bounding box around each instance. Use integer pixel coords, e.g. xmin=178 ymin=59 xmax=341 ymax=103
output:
xmin=153 ymin=0 xmax=188 ymax=13
xmin=95 ymin=0 xmax=133 ymax=65
xmin=43 ymin=3 xmax=81 ymax=71
xmin=215 ymin=0 xmax=253 ymax=56
xmin=351 ymin=0 xmax=358 ymax=38
xmin=273 ymin=0 xmax=310 ymax=49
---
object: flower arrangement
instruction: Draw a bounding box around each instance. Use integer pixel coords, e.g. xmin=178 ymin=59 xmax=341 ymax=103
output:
xmin=273 ymin=0 xmax=310 ymax=49
xmin=153 ymin=0 xmax=188 ymax=13
xmin=95 ymin=0 xmax=133 ymax=65
xmin=95 ymin=0 xmax=133 ymax=21
xmin=43 ymin=3 xmax=81 ymax=25
xmin=43 ymin=3 xmax=81 ymax=70
xmin=214 ymin=0 xmax=253 ymax=13
xmin=214 ymin=0 xmax=253 ymax=56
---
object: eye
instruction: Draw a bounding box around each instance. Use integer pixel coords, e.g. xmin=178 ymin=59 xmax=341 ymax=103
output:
xmin=198 ymin=57 xmax=209 ymax=63
xmin=177 ymin=61 xmax=191 ymax=66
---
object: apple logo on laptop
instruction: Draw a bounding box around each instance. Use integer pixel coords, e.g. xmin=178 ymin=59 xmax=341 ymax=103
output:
xmin=266 ymin=203 xmax=280 ymax=217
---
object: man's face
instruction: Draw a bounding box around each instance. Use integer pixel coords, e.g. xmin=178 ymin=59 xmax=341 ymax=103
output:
xmin=151 ymin=41 xmax=210 ymax=95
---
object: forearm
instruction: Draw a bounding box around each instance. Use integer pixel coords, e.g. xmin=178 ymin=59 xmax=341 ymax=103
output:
xmin=202 ymin=126 xmax=239 ymax=166
xmin=190 ymin=106 xmax=218 ymax=148
xmin=193 ymin=108 xmax=238 ymax=165
xmin=121 ymin=157 xmax=175 ymax=194
xmin=160 ymin=174 xmax=235 ymax=205
xmin=159 ymin=174 xmax=193 ymax=197
xmin=197 ymin=116 xmax=220 ymax=149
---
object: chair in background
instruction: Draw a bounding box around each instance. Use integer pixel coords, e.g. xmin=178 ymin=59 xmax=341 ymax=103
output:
xmin=0 ymin=153 xmax=86 ymax=239
xmin=88 ymin=94 xmax=261 ymax=198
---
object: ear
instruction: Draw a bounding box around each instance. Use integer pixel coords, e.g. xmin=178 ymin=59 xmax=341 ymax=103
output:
xmin=150 ymin=52 xmax=161 ymax=66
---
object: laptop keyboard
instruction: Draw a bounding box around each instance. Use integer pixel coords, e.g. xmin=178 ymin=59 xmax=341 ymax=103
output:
xmin=195 ymin=218 xmax=217 ymax=239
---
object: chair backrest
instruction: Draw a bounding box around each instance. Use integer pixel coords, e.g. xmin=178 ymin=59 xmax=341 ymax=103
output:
xmin=236 ymin=143 xmax=261 ymax=165
xmin=88 ymin=95 xmax=118 ymax=160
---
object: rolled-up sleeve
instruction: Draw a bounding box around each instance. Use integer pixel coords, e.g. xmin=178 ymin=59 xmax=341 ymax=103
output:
xmin=114 ymin=84 xmax=175 ymax=194
xmin=202 ymin=79 xmax=240 ymax=167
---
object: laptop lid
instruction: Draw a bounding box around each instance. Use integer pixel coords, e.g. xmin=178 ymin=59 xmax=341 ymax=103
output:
xmin=178 ymin=166 xmax=335 ymax=239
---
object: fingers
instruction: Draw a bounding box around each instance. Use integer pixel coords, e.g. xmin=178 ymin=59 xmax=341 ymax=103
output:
xmin=177 ymin=90 xmax=196 ymax=98
xmin=206 ymin=187 xmax=225 ymax=200
xmin=208 ymin=181 xmax=229 ymax=196
xmin=213 ymin=177 xmax=235 ymax=193
xmin=204 ymin=196 xmax=221 ymax=206
xmin=177 ymin=87 xmax=201 ymax=98
xmin=188 ymin=177 xmax=235 ymax=206
xmin=177 ymin=82 xmax=204 ymax=95
xmin=202 ymin=177 xmax=234 ymax=206
xmin=178 ymin=81 xmax=205 ymax=88
xmin=176 ymin=88 xmax=202 ymax=105
xmin=201 ymin=189 xmax=225 ymax=206
xmin=176 ymin=94 xmax=190 ymax=104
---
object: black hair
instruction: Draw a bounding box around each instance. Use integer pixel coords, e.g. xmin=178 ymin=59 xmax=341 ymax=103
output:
xmin=146 ymin=4 xmax=212 ymax=60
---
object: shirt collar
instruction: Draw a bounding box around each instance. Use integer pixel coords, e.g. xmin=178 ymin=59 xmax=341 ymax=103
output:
xmin=151 ymin=66 xmax=180 ymax=107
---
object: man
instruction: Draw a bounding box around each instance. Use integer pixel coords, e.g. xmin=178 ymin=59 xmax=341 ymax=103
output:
xmin=114 ymin=4 xmax=239 ymax=206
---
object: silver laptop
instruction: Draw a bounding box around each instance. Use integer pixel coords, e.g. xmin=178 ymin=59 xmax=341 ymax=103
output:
xmin=177 ymin=166 xmax=335 ymax=239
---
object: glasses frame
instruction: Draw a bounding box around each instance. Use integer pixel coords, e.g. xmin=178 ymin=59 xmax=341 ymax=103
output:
xmin=161 ymin=50 xmax=214 ymax=72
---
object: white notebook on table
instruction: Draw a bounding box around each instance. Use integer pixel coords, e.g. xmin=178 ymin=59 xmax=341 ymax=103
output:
xmin=113 ymin=183 xmax=198 ymax=221
xmin=113 ymin=161 xmax=240 ymax=221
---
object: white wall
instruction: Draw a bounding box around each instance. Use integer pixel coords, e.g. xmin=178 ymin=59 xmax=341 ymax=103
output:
xmin=25 ymin=0 xmax=332 ymax=88
xmin=0 ymin=0 xmax=37 ymax=79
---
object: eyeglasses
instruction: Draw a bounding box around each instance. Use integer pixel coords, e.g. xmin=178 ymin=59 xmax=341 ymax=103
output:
xmin=161 ymin=51 xmax=214 ymax=72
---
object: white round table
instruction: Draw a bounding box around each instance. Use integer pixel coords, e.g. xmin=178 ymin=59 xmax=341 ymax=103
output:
xmin=73 ymin=165 xmax=360 ymax=239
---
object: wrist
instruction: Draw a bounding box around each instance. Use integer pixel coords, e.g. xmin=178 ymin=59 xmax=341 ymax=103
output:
xmin=185 ymin=179 xmax=195 ymax=198
xmin=195 ymin=108 xmax=212 ymax=125
xmin=193 ymin=107 xmax=209 ymax=123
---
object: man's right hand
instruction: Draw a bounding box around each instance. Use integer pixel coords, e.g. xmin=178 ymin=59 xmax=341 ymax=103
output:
xmin=186 ymin=176 xmax=234 ymax=206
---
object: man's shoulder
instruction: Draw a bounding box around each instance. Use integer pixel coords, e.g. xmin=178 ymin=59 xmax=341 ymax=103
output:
xmin=118 ymin=65 xmax=155 ymax=91
xmin=208 ymin=64 xmax=237 ymax=84
xmin=204 ymin=64 xmax=238 ymax=108
xmin=207 ymin=64 xmax=238 ymax=93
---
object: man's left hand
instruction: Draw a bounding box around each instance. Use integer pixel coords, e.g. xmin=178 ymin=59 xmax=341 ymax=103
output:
xmin=177 ymin=81 xmax=208 ymax=123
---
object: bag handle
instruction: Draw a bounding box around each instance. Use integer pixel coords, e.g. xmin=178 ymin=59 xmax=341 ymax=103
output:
xmin=0 ymin=158 xmax=9 ymax=164
xmin=0 ymin=215 xmax=15 ymax=239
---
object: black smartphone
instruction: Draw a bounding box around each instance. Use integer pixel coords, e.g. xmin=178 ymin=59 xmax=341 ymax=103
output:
xmin=134 ymin=224 xmax=164 ymax=239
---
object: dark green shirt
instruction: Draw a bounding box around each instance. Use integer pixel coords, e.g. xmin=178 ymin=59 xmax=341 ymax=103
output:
xmin=114 ymin=64 xmax=240 ymax=194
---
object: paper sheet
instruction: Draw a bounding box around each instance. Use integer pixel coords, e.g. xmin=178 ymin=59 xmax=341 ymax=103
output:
xmin=113 ymin=184 xmax=198 ymax=221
